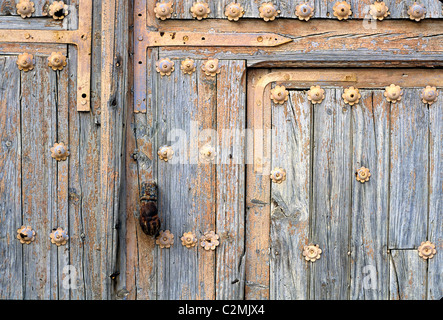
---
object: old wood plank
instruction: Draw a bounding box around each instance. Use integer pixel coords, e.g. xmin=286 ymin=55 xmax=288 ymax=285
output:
xmin=0 ymin=56 xmax=23 ymax=299
xmin=0 ymin=0 xmax=67 ymax=17
xmin=350 ymin=90 xmax=390 ymax=300
xmin=269 ymin=90 xmax=310 ymax=300
xmin=389 ymin=89 xmax=429 ymax=249
xmin=0 ymin=16 xmax=66 ymax=29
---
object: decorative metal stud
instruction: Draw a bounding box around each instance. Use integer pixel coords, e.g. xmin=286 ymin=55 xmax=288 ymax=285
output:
xmin=156 ymin=58 xmax=175 ymax=76
xmin=421 ymin=86 xmax=439 ymax=105
xmin=181 ymin=232 xmax=198 ymax=248
xmin=407 ymin=2 xmax=426 ymax=22
xmin=270 ymin=85 xmax=289 ymax=104
xmin=333 ymin=1 xmax=352 ymax=20
xmin=154 ymin=1 xmax=174 ymax=20
xmin=48 ymin=52 xmax=67 ymax=71
xmin=225 ymin=2 xmax=245 ymax=21
xmin=369 ymin=1 xmax=390 ymax=20
xmin=199 ymin=144 xmax=216 ymax=162
xmin=418 ymin=241 xmax=437 ymax=260
xmin=200 ymin=231 xmax=220 ymax=251
xmin=158 ymin=145 xmax=174 ymax=162
xmin=181 ymin=58 xmax=196 ymax=75
xmin=16 ymin=0 xmax=35 ymax=18
xmin=307 ymin=85 xmax=325 ymax=104
xmin=259 ymin=2 xmax=280 ymax=21
xmin=342 ymin=86 xmax=361 ymax=105
xmin=17 ymin=226 xmax=36 ymax=245
xmin=156 ymin=230 xmax=174 ymax=248
xmin=190 ymin=1 xmax=211 ymax=20
xmin=295 ymin=3 xmax=314 ymax=21
xmin=384 ymin=84 xmax=403 ymax=103
xmin=50 ymin=142 xmax=70 ymax=161
xmin=48 ymin=1 xmax=69 ymax=20
xmin=16 ymin=53 xmax=35 ymax=72
xmin=50 ymin=227 xmax=69 ymax=246
xmin=202 ymin=59 xmax=220 ymax=77
xmin=270 ymin=167 xmax=287 ymax=184
xmin=356 ymin=167 xmax=371 ymax=183
xmin=303 ymin=244 xmax=322 ymax=262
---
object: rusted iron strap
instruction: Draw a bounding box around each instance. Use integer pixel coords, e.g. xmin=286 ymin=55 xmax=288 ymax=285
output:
xmin=0 ymin=0 xmax=93 ymax=112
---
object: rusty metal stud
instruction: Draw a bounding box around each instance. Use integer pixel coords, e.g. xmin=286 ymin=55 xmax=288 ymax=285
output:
xmin=307 ymin=85 xmax=325 ymax=104
xmin=356 ymin=166 xmax=371 ymax=183
xmin=333 ymin=1 xmax=352 ymax=20
xmin=48 ymin=1 xmax=69 ymax=20
xmin=407 ymin=2 xmax=426 ymax=22
xmin=303 ymin=244 xmax=322 ymax=262
xmin=16 ymin=0 xmax=35 ymax=18
xmin=369 ymin=1 xmax=390 ymax=20
xmin=17 ymin=226 xmax=35 ymax=245
xmin=418 ymin=241 xmax=437 ymax=260
xmin=200 ymin=231 xmax=220 ymax=251
xmin=156 ymin=58 xmax=175 ymax=76
xmin=154 ymin=1 xmax=173 ymax=20
xmin=190 ymin=1 xmax=211 ymax=20
xmin=202 ymin=59 xmax=220 ymax=77
xmin=16 ymin=52 xmax=35 ymax=72
xmin=50 ymin=142 xmax=70 ymax=161
xmin=259 ymin=2 xmax=280 ymax=21
xmin=295 ymin=3 xmax=314 ymax=21
xmin=225 ymin=2 xmax=245 ymax=21
xmin=50 ymin=227 xmax=69 ymax=246
xmin=342 ymin=86 xmax=361 ymax=105
xmin=199 ymin=144 xmax=216 ymax=162
xmin=384 ymin=84 xmax=403 ymax=103
xmin=181 ymin=232 xmax=198 ymax=248
xmin=158 ymin=145 xmax=174 ymax=162
xmin=270 ymin=167 xmax=286 ymax=184
xmin=421 ymin=86 xmax=439 ymax=105
xmin=181 ymin=58 xmax=196 ymax=75
xmin=48 ymin=51 xmax=67 ymax=71
xmin=270 ymin=85 xmax=289 ymax=104
xmin=156 ymin=230 xmax=174 ymax=248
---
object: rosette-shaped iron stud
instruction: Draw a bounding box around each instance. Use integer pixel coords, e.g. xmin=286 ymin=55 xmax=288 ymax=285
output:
xmin=156 ymin=230 xmax=174 ymax=248
xmin=259 ymin=2 xmax=280 ymax=21
xmin=200 ymin=231 xmax=220 ymax=251
xmin=295 ymin=3 xmax=314 ymax=21
xmin=270 ymin=85 xmax=289 ymax=105
xmin=48 ymin=1 xmax=69 ymax=20
xmin=333 ymin=1 xmax=352 ymax=20
xmin=384 ymin=84 xmax=403 ymax=103
xmin=16 ymin=0 xmax=35 ymax=18
xmin=307 ymin=85 xmax=325 ymax=104
xmin=407 ymin=2 xmax=426 ymax=22
xmin=50 ymin=227 xmax=69 ymax=246
xmin=181 ymin=58 xmax=196 ymax=75
xmin=199 ymin=144 xmax=216 ymax=162
xmin=156 ymin=58 xmax=175 ymax=76
xmin=342 ymin=86 xmax=361 ymax=105
xmin=224 ymin=2 xmax=244 ymax=21
xmin=418 ymin=241 xmax=437 ymax=260
xmin=190 ymin=1 xmax=211 ymax=20
xmin=369 ymin=1 xmax=390 ymax=20
xmin=16 ymin=53 xmax=35 ymax=72
xmin=421 ymin=86 xmax=439 ymax=105
xmin=202 ymin=59 xmax=220 ymax=77
xmin=303 ymin=244 xmax=322 ymax=262
xmin=356 ymin=167 xmax=371 ymax=183
xmin=154 ymin=1 xmax=173 ymax=20
xmin=270 ymin=167 xmax=286 ymax=184
xmin=48 ymin=52 xmax=67 ymax=71
xmin=17 ymin=226 xmax=36 ymax=245
xmin=50 ymin=142 xmax=70 ymax=161
xmin=181 ymin=232 xmax=198 ymax=248
xmin=158 ymin=145 xmax=174 ymax=162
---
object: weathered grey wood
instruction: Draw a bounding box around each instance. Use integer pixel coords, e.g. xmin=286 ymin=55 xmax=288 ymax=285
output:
xmin=0 ymin=0 xmax=72 ymax=17
xmin=389 ymin=89 xmax=429 ymax=249
xmin=350 ymin=90 xmax=390 ymax=300
xmin=310 ymin=88 xmax=351 ymax=300
xmin=269 ymin=90 xmax=311 ymax=300
xmin=389 ymin=250 xmax=427 ymax=300
xmin=0 ymin=56 xmax=23 ymax=299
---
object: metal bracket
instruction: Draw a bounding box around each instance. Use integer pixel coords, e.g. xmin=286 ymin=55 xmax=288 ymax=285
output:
xmin=0 ymin=0 xmax=93 ymax=112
